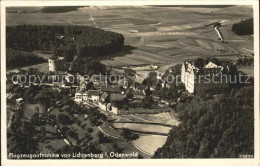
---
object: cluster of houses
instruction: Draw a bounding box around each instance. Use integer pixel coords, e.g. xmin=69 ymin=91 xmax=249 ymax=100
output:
xmin=73 ymin=59 xmax=233 ymax=114
xmin=74 ymin=75 xmax=154 ymax=115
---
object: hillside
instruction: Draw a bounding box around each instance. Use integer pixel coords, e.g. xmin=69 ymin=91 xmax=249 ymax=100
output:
xmin=153 ymin=86 xmax=254 ymax=158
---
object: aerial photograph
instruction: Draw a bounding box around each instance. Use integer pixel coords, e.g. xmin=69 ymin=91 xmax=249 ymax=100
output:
xmin=5 ymin=5 xmax=254 ymax=159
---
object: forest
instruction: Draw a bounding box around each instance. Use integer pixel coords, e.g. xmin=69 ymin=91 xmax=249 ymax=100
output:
xmin=6 ymin=25 xmax=124 ymax=59
xmin=153 ymin=86 xmax=254 ymax=158
xmin=232 ymin=18 xmax=253 ymax=35
xmin=41 ymin=7 xmax=83 ymax=13
xmin=6 ymin=49 xmax=46 ymax=69
xmin=70 ymin=58 xmax=107 ymax=75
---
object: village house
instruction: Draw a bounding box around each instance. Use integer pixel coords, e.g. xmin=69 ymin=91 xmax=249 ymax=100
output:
xmin=74 ymin=91 xmax=84 ymax=102
xmin=87 ymin=90 xmax=100 ymax=102
xmin=98 ymin=101 xmax=121 ymax=115
xmin=74 ymin=90 xmax=100 ymax=103
xmin=98 ymin=101 xmax=122 ymax=115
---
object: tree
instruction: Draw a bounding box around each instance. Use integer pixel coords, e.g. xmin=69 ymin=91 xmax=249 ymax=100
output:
xmin=121 ymin=129 xmax=139 ymax=140
xmin=57 ymin=113 xmax=72 ymax=125
xmin=141 ymin=96 xmax=154 ymax=109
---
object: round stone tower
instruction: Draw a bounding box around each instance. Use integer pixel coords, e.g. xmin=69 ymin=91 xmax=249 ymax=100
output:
xmin=48 ymin=57 xmax=56 ymax=72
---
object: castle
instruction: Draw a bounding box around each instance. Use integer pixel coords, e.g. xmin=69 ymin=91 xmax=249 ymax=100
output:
xmin=181 ymin=60 xmax=230 ymax=94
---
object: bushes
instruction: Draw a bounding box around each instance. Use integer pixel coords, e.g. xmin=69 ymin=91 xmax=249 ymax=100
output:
xmin=236 ymin=58 xmax=254 ymax=66
xmin=121 ymin=128 xmax=139 ymax=140
xmin=57 ymin=113 xmax=72 ymax=125
xmin=141 ymin=96 xmax=154 ymax=109
xmin=70 ymin=58 xmax=106 ymax=75
xmin=87 ymin=127 xmax=94 ymax=133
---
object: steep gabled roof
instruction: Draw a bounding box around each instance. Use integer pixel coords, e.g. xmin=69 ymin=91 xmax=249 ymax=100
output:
xmin=101 ymin=92 xmax=109 ymax=100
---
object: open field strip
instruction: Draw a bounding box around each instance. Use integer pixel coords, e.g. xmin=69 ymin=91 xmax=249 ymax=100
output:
xmin=132 ymin=134 xmax=168 ymax=155
xmin=118 ymin=113 xmax=180 ymax=126
xmin=129 ymin=114 xmax=155 ymax=123
xmin=111 ymin=57 xmax=151 ymax=66
xmin=158 ymin=48 xmax=188 ymax=57
xmin=113 ymin=123 xmax=172 ymax=135
xmin=135 ymin=113 xmax=180 ymax=126
xmin=113 ymin=56 xmax=146 ymax=65
xmin=125 ymin=54 xmax=162 ymax=64
xmin=124 ymin=51 xmax=165 ymax=63
xmin=133 ymin=50 xmax=173 ymax=62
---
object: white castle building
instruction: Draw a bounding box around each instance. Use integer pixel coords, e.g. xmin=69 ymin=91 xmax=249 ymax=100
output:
xmin=181 ymin=60 xmax=230 ymax=94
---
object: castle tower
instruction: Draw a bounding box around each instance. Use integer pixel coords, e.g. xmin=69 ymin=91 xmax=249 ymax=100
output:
xmin=48 ymin=58 xmax=56 ymax=72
